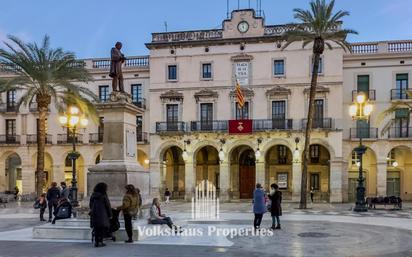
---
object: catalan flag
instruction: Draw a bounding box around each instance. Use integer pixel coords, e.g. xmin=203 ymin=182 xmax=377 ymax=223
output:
xmin=236 ymin=79 xmax=245 ymax=109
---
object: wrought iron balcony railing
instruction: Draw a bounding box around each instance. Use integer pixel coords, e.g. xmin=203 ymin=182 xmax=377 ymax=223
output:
xmin=190 ymin=120 xmax=228 ymax=132
xmin=388 ymin=126 xmax=412 ymax=139
xmin=0 ymin=103 xmax=18 ymax=113
xmin=89 ymin=133 xmax=103 ymax=144
xmin=253 ymin=119 xmax=293 ymax=131
xmin=301 ymin=118 xmax=333 ymax=129
xmin=156 ymin=122 xmax=187 ymax=133
xmin=349 ymin=128 xmax=378 ymax=139
xmin=57 ymin=134 xmax=83 ymax=144
xmin=132 ymin=98 xmax=146 ymax=109
xmin=137 ymin=132 xmax=149 ymax=143
xmin=0 ymin=135 xmax=20 ymax=144
xmin=391 ymin=89 xmax=409 ymax=100
xmin=351 ymin=90 xmax=376 ymax=101
xmin=26 ymin=134 xmax=53 ymax=144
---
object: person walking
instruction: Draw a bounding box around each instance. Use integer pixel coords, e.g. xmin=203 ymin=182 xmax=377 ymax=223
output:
xmin=37 ymin=193 xmax=47 ymax=221
xmin=310 ymin=187 xmax=315 ymax=203
xmin=149 ymin=198 xmax=180 ymax=233
xmin=60 ymin=182 xmax=70 ymax=201
xmin=89 ymin=183 xmax=112 ymax=247
xmin=253 ymin=183 xmax=266 ymax=230
xmin=118 ymin=185 xmax=139 ymax=243
xmin=164 ymin=188 xmax=171 ymax=204
xmin=268 ymin=183 xmax=282 ymax=230
xmin=46 ymin=182 xmax=60 ymax=222
xmin=14 ymin=186 xmax=19 ymax=201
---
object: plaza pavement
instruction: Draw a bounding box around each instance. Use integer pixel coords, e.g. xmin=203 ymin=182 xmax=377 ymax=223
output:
xmin=1 ymin=201 xmax=412 ymax=256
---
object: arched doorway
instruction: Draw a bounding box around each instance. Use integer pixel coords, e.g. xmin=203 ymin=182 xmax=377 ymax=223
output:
xmin=348 ymin=147 xmax=377 ymax=202
xmin=230 ymin=145 xmax=256 ymax=199
xmin=195 ymin=146 xmax=220 ymax=191
xmin=387 ymin=146 xmax=412 ymax=200
xmin=5 ymin=153 xmax=22 ymax=193
xmin=265 ymin=145 xmax=293 ymax=200
xmin=308 ymin=144 xmax=330 ymax=202
xmin=162 ymin=146 xmax=185 ymax=199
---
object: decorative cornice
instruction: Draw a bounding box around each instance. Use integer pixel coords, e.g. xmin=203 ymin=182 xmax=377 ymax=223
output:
xmin=303 ymin=85 xmax=330 ymax=94
xmin=160 ymin=90 xmax=184 ymax=100
xmin=231 ymin=54 xmax=254 ymax=62
xmin=194 ymin=89 xmax=218 ymax=102
xmin=266 ymin=86 xmax=291 ymax=97
xmin=230 ymin=87 xmax=254 ymax=97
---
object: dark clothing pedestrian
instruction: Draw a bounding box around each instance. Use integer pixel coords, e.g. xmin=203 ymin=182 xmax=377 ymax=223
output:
xmin=46 ymin=186 xmax=60 ymax=222
xmin=52 ymin=198 xmax=72 ymax=224
xmin=36 ymin=195 xmax=47 ymax=221
xmin=253 ymin=187 xmax=266 ymax=229
xmin=89 ymin=192 xmax=112 ymax=246
xmin=61 ymin=187 xmax=70 ymax=200
xmin=119 ymin=192 xmax=139 ymax=242
xmin=268 ymin=190 xmax=282 ymax=229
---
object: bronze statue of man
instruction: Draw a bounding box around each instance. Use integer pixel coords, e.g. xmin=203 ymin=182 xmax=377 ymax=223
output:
xmin=109 ymin=42 xmax=126 ymax=92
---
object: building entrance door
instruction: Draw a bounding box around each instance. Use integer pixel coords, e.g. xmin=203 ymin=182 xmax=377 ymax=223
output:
xmin=239 ymin=149 xmax=256 ymax=199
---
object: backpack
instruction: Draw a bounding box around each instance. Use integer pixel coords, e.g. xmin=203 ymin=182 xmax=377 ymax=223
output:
xmin=55 ymin=202 xmax=72 ymax=219
xmin=33 ymin=200 xmax=41 ymax=209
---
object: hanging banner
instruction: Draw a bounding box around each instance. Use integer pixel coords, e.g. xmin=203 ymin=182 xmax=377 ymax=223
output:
xmin=228 ymin=119 xmax=252 ymax=134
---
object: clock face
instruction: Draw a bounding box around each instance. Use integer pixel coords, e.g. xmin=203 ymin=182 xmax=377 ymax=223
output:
xmin=238 ymin=21 xmax=249 ymax=33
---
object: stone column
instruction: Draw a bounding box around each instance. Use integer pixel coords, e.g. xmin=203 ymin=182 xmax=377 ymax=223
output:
xmin=256 ymin=162 xmax=265 ymax=187
xmin=292 ymin=162 xmax=301 ymax=202
xmin=330 ymin=159 xmax=343 ymax=203
xmin=376 ymin=161 xmax=387 ymax=196
xmin=184 ymin=161 xmax=195 ymax=201
xmin=149 ymin=161 xmax=162 ymax=200
xmin=219 ymin=161 xmax=230 ymax=201
xmin=21 ymin=163 xmax=35 ymax=194
xmin=341 ymin=161 xmax=349 ymax=203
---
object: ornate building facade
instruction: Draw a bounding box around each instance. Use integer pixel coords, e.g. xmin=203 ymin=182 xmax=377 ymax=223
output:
xmin=1 ymin=9 xmax=412 ymax=202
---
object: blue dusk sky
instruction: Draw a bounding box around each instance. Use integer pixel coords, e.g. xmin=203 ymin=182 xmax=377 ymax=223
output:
xmin=1 ymin=0 xmax=411 ymax=58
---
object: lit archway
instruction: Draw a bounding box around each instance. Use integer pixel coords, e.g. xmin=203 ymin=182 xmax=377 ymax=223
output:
xmin=161 ymin=146 xmax=185 ymax=199
xmin=265 ymin=145 xmax=293 ymax=200
xmin=347 ymin=147 xmax=377 ymax=202
xmin=137 ymin=149 xmax=149 ymax=169
xmin=5 ymin=153 xmax=22 ymax=193
xmin=386 ymin=146 xmax=412 ymax=200
xmin=195 ymin=146 xmax=219 ymax=189
xmin=63 ymin=153 xmax=85 ymax=197
xmin=307 ymin=144 xmax=330 ymax=202
xmin=230 ymin=145 xmax=256 ymax=199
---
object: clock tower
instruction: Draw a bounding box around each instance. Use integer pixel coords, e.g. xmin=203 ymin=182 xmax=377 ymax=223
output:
xmin=222 ymin=9 xmax=265 ymax=39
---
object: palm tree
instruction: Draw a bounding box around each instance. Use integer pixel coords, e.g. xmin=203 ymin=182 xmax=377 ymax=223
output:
xmin=0 ymin=35 xmax=98 ymax=196
xmin=282 ymin=0 xmax=357 ymax=209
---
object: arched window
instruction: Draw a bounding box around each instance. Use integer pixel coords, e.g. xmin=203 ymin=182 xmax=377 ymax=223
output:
xmin=65 ymin=155 xmax=72 ymax=167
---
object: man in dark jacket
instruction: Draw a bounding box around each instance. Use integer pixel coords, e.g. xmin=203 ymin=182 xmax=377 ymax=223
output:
xmin=90 ymin=183 xmax=112 ymax=247
xmin=46 ymin=182 xmax=60 ymax=222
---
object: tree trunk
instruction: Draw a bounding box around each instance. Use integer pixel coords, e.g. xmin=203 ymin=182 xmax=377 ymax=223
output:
xmin=299 ymin=38 xmax=324 ymax=209
xmin=35 ymin=94 xmax=51 ymax=196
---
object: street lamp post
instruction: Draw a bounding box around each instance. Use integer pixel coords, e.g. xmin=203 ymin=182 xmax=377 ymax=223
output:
xmin=349 ymin=92 xmax=373 ymax=212
xmin=59 ymin=106 xmax=88 ymax=208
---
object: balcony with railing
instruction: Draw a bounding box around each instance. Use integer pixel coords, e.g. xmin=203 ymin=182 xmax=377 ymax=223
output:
xmin=57 ymin=134 xmax=83 ymax=144
xmin=137 ymin=132 xmax=149 ymax=143
xmin=89 ymin=133 xmax=103 ymax=144
xmin=253 ymin=119 xmax=293 ymax=131
xmin=26 ymin=134 xmax=53 ymax=144
xmin=391 ymin=89 xmax=410 ymax=100
xmin=0 ymin=103 xmax=18 ymax=113
xmin=388 ymin=126 xmax=412 ymax=139
xmin=91 ymin=56 xmax=149 ymax=69
xmin=132 ymin=98 xmax=147 ymax=109
xmin=190 ymin=120 xmax=228 ymax=132
xmin=301 ymin=118 xmax=333 ymax=129
xmin=350 ymin=40 xmax=412 ymax=55
xmin=352 ymin=90 xmax=376 ymax=101
xmin=0 ymin=135 xmax=20 ymax=144
xmin=156 ymin=122 xmax=187 ymax=133
xmin=349 ymin=128 xmax=378 ymax=139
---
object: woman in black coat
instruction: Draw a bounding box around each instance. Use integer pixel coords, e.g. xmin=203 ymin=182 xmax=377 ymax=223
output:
xmin=89 ymin=183 xmax=112 ymax=247
xmin=268 ymin=183 xmax=282 ymax=230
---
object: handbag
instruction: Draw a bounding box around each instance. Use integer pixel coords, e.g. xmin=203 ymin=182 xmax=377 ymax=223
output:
xmin=33 ymin=200 xmax=41 ymax=209
xmin=55 ymin=204 xmax=71 ymax=219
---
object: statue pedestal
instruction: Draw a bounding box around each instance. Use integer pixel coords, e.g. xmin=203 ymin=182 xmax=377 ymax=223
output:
xmin=88 ymin=92 xmax=149 ymax=203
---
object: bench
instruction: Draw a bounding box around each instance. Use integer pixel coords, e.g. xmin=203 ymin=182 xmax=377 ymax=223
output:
xmin=366 ymin=196 xmax=402 ymax=210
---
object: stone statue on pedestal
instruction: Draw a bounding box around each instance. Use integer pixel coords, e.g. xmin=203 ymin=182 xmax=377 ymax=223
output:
xmin=109 ymin=42 xmax=126 ymax=92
